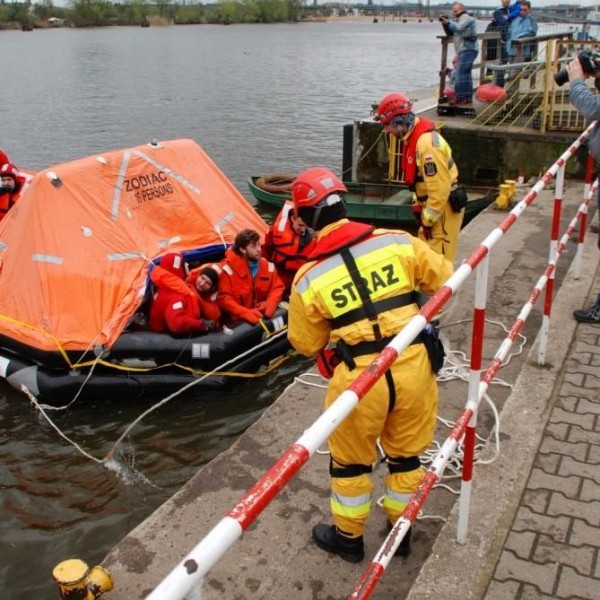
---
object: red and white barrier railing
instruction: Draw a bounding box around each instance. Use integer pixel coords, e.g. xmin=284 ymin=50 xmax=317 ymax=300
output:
xmin=146 ymin=123 xmax=596 ymax=600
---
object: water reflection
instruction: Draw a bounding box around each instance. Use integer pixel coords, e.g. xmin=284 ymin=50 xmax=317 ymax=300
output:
xmin=0 ymin=20 xmax=443 ymax=599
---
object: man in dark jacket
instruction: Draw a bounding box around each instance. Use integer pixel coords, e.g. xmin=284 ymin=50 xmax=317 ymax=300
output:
xmin=567 ymin=56 xmax=600 ymax=323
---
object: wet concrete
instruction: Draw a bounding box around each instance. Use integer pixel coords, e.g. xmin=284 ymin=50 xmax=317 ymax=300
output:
xmin=102 ymin=178 xmax=599 ymax=599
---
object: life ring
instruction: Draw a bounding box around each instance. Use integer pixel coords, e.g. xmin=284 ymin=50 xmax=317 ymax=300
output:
xmin=256 ymin=173 xmax=296 ymax=193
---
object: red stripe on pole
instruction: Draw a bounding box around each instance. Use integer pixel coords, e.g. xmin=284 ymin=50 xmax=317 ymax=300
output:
xmin=544 ymin=277 xmax=555 ymax=317
xmin=449 ymin=408 xmax=474 ymax=442
xmin=464 ymin=244 xmax=489 ymax=270
xmin=420 ymin=285 xmax=453 ymax=322
xmin=497 ymin=212 xmax=518 ymax=234
xmin=470 ymin=307 xmax=485 ymax=370
xmin=585 ymin=153 xmax=595 ymax=183
xmin=579 ymin=210 xmax=588 ymax=244
xmin=349 ymin=563 xmax=385 ymax=600
xmin=551 ymin=199 xmax=562 ymax=241
xmin=403 ymin=471 xmax=438 ymax=521
xmin=227 ymin=443 xmax=310 ymax=530
xmin=349 ymin=346 xmax=398 ymax=398
xmin=462 ymin=427 xmax=476 ymax=481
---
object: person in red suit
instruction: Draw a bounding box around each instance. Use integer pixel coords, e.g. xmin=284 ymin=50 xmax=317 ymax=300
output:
xmin=0 ymin=163 xmax=23 ymax=221
xmin=186 ymin=264 xmax=222 ymax=329
xmin=149 ymin=252 xmax=217 ymax=335
xmin=218 ymin=229 xmax=285 ymax=325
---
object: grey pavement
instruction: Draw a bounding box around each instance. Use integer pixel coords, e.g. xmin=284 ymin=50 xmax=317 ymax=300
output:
xmin=103 ymin=182 xmax=600 ymax=600
xmin=486 ymin=283 xmax=600 ymax=599
xmin=407 ymin=218 xmax=600 ymax=600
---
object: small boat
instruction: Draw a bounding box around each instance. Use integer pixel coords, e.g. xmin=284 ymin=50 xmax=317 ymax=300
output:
xmin=248 ymin=175 xmax=498 ymax=229
xmin=0 ymin=140 xmax=291 ymax=403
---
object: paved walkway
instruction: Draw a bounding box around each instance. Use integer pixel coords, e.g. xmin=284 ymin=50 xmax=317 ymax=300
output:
xmin=104 ymin=187 xmax=599 ymax=600
xmin=486 ymin=276 xmax=600 ymax=599
xmin=407 ymin=240 xmax=600 ymax=600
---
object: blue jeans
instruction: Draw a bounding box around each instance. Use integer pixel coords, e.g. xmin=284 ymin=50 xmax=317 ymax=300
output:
xmin=456 ymin=49 xmax=478 ymax=102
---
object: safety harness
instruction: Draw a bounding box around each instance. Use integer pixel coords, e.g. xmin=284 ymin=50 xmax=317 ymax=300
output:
xmin=316 ymin=223 xmax=425 ymax=480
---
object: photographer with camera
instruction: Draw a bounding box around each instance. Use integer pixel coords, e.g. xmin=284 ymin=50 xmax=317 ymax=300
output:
xmin=565 ymin=55 xmax=600 ymax=323
xmin=439 ymin=2 xmax=478 ymax=105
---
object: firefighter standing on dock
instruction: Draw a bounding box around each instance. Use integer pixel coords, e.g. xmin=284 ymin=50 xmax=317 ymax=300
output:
xmin=287 ymin=167 xmax=453 ymax=562
xmin=375 ymin=92 xmax=466 ymax=263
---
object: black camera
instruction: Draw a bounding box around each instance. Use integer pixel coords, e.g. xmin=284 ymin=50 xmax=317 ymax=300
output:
xmin=554 ymin=50 xmax=600 ymax=86
xmin=438 ymin=16 xmax=447 ymax=22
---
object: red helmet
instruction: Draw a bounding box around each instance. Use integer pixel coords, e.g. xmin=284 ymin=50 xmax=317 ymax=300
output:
xmin=292 ymin=167 xmax=347 ymax=210
xmin=0 ymin=163 xmax=19 ymax=180
xmin=374 ymin=92 xmax=413 ymax=125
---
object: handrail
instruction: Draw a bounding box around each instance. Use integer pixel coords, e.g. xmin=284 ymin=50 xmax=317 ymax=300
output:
xmin=144 ymin=123 xmax=596 ymax=600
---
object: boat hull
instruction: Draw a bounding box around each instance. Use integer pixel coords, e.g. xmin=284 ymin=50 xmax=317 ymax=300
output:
xmin=0 ymin=310 xmax=291 ymax=403
xmin=248 ymin=176 xmax=497 ymax=228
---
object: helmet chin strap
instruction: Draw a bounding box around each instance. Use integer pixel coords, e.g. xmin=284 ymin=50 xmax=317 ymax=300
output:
xmin=391 ymin=113 xmax=416 ymax=140
xmin=311 ymin=206 xmax=323 ymax=232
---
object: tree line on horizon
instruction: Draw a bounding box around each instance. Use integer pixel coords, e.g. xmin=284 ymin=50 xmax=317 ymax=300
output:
xmin=0 ymin=0 xmax=325 ymax=28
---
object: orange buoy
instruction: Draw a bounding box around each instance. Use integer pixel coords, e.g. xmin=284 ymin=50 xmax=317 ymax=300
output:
xmin=475 ymin=84 xmax=508 ymax=104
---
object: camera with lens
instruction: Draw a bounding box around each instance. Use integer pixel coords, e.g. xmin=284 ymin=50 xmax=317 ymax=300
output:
xmin=554 ymin=50 xmax=600 ymax=86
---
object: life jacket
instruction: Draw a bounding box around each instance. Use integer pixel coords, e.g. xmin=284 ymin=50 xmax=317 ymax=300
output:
xmin=401 ymin=117 xmax=436 ymax=187
xmin=0 ymin=192 xmax=16 ymax=221
xmin=268 ymin=201 xmax=316 ymax=274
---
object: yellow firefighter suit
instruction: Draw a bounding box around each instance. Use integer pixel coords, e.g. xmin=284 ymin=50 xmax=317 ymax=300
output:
xmin=412 ymin=127 xmax=462 ymax=263
xmin=288 ymin=219 xmax=453 ymax=538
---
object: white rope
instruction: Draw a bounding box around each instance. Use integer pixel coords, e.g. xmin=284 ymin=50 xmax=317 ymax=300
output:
xmin=289 ymin=317 xmax=524 ymax=522
xmin=25 ymin=328 xmax=290 ymax=477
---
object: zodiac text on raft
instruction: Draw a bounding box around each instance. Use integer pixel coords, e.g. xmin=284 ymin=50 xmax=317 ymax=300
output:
xmin=124 ymin=171 xmax=175 ymax=204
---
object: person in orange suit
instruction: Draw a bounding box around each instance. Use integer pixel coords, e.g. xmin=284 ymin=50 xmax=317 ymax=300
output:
xmin=149 ymin=252 xmax=217 ymax=335
xmin=262 ymin=200 xmax=316 ymax=294
xmin=218 ymin=229 xmax=285 ymax=325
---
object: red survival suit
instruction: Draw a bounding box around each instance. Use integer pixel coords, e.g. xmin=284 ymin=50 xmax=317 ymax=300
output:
xmin=262 ymin=200 xmax=316 ymax=292
xmin=0 ymin=163 xmax=28 ymax=222
xmin=149 ymin=253 xmax=215 ymax=335
xmin=186 ymin=264 xmax=222 ymax=327
xmin=218 ymin=246 xmax=285 ymax=325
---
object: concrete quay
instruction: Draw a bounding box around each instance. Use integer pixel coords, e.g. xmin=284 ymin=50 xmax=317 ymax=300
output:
xmin=103 ymin=179 xmax=599 ymax=600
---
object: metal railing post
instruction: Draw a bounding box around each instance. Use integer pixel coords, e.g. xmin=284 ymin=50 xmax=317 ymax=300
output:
xmin=457 ymin=254 xmax=489 ymax=544
xmin=537 ymin=162 xmax=564 ymax=365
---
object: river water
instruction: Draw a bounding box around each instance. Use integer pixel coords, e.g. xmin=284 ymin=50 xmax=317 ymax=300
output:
xmin=0 ymin=20 xmax=446 ymax=600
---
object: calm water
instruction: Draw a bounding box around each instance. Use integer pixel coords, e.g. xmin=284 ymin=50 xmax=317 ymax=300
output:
xmin=0 ymin=21 xmax=444 ymax=600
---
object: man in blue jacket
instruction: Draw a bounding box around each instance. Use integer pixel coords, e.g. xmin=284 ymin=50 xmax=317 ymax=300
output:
xmin=485 ymin=0 xmax=521 ymax=85
xmin=506 ymin=1 xmax=538 ymax=62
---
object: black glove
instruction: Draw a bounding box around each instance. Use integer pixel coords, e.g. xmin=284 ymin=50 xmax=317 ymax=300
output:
xmin=203 ymin=319 xmax=216 ymax=332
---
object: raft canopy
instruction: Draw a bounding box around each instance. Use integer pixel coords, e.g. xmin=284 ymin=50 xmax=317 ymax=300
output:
xmin=0 ymin=139 xmax=267 ymax=354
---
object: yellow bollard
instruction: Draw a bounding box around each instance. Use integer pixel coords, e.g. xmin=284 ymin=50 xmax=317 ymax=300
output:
xmin=495 ymin=180 xmax=517 ymax=210
xmin=53 ymin=559 xmax=114 ymax=600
